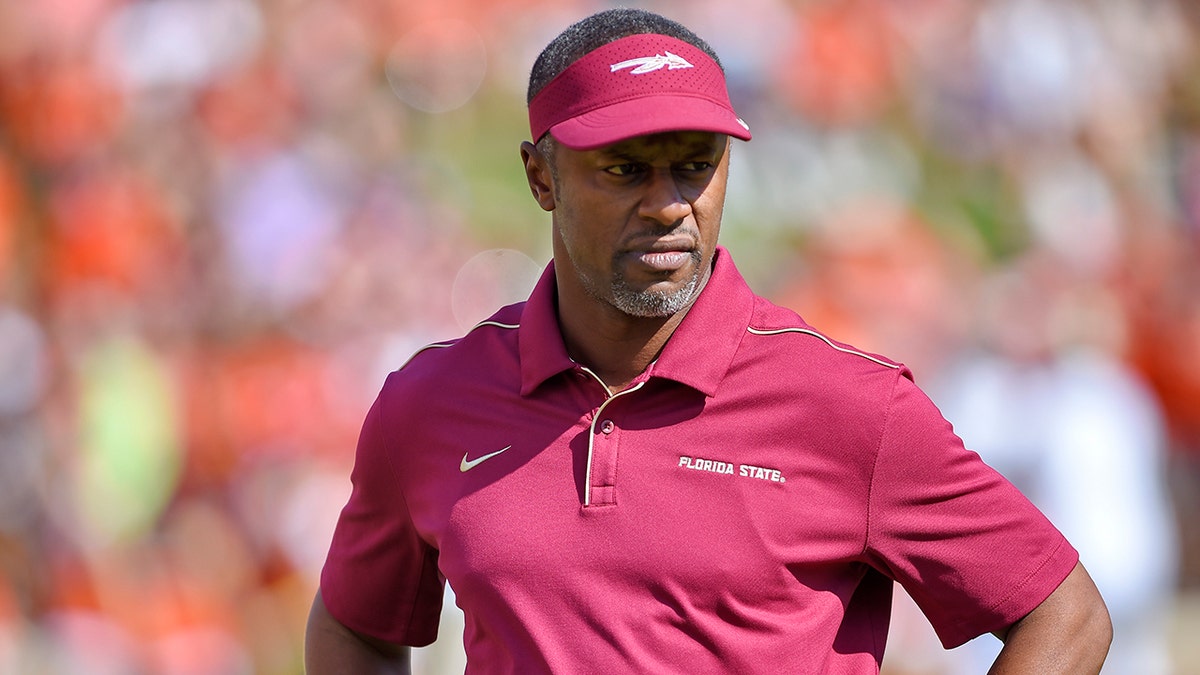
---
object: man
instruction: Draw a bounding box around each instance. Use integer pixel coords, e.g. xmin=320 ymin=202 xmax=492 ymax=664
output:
xmin=306 ymin=8 xmax=1111 ymax=673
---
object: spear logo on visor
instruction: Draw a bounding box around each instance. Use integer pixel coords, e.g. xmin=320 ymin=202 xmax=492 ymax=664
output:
xmin=610 ymin=51 xmax=694 ymax=75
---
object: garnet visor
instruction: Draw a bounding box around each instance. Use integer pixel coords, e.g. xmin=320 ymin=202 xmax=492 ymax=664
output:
xmin=528 ymin=33 xmax=752 ymax=150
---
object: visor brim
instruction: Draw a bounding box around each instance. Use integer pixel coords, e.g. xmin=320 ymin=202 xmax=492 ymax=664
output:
xmin=547 ymin=94 xmax=751 ymax=150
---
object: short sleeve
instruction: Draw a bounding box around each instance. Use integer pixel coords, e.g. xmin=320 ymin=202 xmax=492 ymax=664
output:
xmin=864 ymin=371 xmax=1078 ymax=648
xmin=319 ymin=383 xmax=445 ymax=645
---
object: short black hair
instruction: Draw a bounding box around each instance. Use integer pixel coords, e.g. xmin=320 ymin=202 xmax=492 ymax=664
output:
xmin=526 ymin=8 xmax=723 ymax=105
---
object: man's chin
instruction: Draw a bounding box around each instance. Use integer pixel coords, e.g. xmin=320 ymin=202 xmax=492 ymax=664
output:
xmin=608 ymin=279 xmax=700 ymax=318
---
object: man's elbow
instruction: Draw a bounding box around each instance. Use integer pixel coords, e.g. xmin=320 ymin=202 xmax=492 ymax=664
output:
xmin=992 ymin=562 xmax=1112 ymax=674
xmin=1054 ymin=584 xmax=1112 ymax=674
xmin=306 ymin=590 xmax=413 ymax=674
xmin=1060 ymin=564 xmax=1113 ymax=661
xmin=1078 ymin=588 xmax=1113 ymax=655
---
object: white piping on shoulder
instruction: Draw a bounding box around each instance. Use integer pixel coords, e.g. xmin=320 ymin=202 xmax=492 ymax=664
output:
xmin=473 ymin=321 xmax=521 ymax=331
xmin=398 ymin=320 xmax=520 ymax=370
xmin=746 ymin=326 xmax=900 ymax=370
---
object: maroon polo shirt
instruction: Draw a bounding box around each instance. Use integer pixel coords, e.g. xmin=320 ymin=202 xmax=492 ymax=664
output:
xmin=320 ymin=248 xmax=1077 ymax=673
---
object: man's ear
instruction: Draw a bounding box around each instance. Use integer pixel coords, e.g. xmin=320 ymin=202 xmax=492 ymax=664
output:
xmin=520 ymin=141 xmax=556 ymax=212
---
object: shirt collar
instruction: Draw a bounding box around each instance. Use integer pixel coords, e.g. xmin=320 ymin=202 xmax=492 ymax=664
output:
xmin=651 ymin=247 xmax=755 ymax=397
xmin=518 ymin=247 xmax=756 ymax=397
xmin=518 ymin=261 xmax=576 ymax=396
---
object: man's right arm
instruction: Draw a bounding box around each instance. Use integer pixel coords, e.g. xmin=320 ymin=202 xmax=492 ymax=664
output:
xmin=305 ymin=590 xmax=412 ymax=674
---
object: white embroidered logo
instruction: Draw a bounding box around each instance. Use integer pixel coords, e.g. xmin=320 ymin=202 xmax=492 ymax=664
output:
xmin=678 ymin=456 xmax=787 ymax=483
xmin=610 ymin=51 xmax=694 ymax=74
xmin=460 ymin=446 xmax=511 ymax=472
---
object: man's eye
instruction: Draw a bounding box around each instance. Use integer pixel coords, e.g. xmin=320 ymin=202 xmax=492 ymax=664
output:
xmin=678 ymin=162 xmax=713 ymax=172
xmin=605 ymin=164 xmax=641 ymax=176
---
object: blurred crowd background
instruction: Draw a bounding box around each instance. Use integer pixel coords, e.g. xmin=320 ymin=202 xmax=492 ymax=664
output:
xmin=0 ymin=0 xmax=1197 ymax=673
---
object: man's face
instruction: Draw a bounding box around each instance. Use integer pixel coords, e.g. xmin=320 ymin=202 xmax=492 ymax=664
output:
xmin=532 ymin=131 xmax=730 ymax=319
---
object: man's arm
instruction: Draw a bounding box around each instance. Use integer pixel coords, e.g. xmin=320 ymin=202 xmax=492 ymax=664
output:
xmin=988 ymin=562 xmax=1112 ymax=674
xmin=305 ymin=590 xmax=412 ymax=674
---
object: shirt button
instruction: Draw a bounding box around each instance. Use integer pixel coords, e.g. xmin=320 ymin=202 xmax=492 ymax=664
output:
xmin=600 ymin=420 xmax=615 ymax=434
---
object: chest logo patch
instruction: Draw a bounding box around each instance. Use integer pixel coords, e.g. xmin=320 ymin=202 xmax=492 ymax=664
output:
xmin=678 ymin=455 xmax=786 ymax=483
xmin=460 ymin=446 xmax=511 ymax=472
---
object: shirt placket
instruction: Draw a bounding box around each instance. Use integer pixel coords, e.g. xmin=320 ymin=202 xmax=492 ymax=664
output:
xmin=578 ymin=367 xmax=646 ymax=507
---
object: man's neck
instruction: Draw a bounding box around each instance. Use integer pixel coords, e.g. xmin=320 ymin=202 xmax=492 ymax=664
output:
xmin=558 ymin=304 xmax=689 ymax=393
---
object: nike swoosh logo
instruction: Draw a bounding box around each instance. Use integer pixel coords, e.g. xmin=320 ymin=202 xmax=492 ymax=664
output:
xmin=460 ymin=446 xmax=511 ymax=472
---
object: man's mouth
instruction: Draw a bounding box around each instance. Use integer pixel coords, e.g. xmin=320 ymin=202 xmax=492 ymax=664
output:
xmin=634 ymin=249 xmax=694 ymax=271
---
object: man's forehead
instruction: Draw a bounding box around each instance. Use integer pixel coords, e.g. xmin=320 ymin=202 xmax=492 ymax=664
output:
xmin=592 ymin=131 xmax=728 ymax=157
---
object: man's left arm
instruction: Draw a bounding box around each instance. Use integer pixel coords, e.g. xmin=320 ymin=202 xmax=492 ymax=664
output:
xmin=988 ymin=562 xmax=1112 ymax=674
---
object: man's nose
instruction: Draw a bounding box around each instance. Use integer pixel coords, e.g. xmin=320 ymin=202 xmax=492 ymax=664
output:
xmin=637 ymin=170 xmax=691 ymax=227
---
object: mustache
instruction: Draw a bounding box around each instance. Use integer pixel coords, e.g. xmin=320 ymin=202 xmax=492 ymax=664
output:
xmin=623 ymin=223 xmax=701 ymax=249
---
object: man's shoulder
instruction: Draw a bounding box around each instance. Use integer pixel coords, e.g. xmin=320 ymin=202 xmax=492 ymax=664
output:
xmin=743 ymin=296 xmax=904 ymax=375
xmin=385 ymin=302 xmax=525 ymax=389
xmin=726 ymin=297 xmax=915 ymax=436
